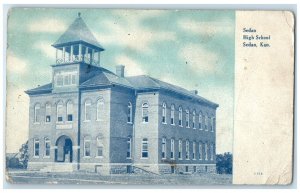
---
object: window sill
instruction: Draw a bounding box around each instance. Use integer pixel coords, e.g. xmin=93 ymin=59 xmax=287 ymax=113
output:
xmin=170 ymin=158 xmax=175 ymax=160
xmin=186 ymin=126 xmax=190 ymax=128
xmin=162 ymin=122 xmax=167 ymax=125
xmin=178 ymin=158 xmax=183 ymax=160
xmin=66 ymin=121 xmax=73 ymax=123
xmin=193 ymin=127 xmax=196 ymax=130
xmin=142 ymin=122 xmax=149 ymax=124
xmin=162 ymin=158 xmax=166 ymax=160
xmin=56 ymin=121 xmax=64 ymax=124
xmin=127 ymin=122 xmax=133 ymax=124
xmin=179 ymin=125 xmax=183 ymax=127
xmin=45 ymin=122 xmax=51 ymax=124
xmin=126 ymin=157 xmax=132 ymax=160
xmin=33 ymin=156 xmax=39 ymax=158
xmin=43 ymin=156 xmax=50 ymax=158
xmin=140 ymin=157 xmax=149 ymax=159
xmin=83 ymin=156 xmax=91 ymax=158
xmin=96 ymin=156 xmax=104 ymax=158
xmin=33 ymin=122 xmax=40 ymax=125
xmin=171 ymin=123 xmax=175 ymax=126
xmin=83 ymin=120 xmax=91 ymax=123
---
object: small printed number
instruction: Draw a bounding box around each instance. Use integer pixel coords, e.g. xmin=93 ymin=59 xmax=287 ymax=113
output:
xmin=254 ymin=172 xmax=263 ymax=175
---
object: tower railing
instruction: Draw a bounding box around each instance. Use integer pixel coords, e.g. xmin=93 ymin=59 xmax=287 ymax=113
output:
xmin=56 ymin=55 xmax=99 ymax=66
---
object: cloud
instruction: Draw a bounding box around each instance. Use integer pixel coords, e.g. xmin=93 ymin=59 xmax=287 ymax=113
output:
xmin=179 ymin=43 xmax=221 ymax=75
xmin=114 ymin=55 xmax=145 ymax=76
xmin=178 ymin=18 xmax=234 ymax=37
xmin=34 ymin=41 xmax=56 ymax=59
xmin=27 ymin=18 xmax=67 ymax=33
xmin=6 ymin=52 xmax=28 ymax=74
xmin=94 ymin=11 xmax=176 ymax=54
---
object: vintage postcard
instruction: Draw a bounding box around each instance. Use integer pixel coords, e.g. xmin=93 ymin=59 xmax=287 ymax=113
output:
xmin=5 ymin=8 xmax=294 ymax=185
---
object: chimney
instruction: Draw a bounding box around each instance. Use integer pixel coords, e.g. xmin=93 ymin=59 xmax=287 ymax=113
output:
xmin=190 ymin=90 xmax=198 ymax=95
xmin=116 ymin=65 xmax=125 ymax=77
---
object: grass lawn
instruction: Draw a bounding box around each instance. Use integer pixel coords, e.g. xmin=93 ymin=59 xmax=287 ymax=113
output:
xmin=6 ymin=170 xmax=232 ymax=185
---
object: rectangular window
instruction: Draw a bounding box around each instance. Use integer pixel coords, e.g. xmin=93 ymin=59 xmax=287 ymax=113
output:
xmin=162 ymin=138 xmax=166 ymax=159
xmin=67 ymin=114 xmax=73 ymax=121
xmin=178 ymin=140 xmax=182 ymax=159
xmin=97 ymin=146 xmax=103 ymax=157
xmin=45 ymin=139 xmax=50 ymax=157
xmin=186 ymin=141 xmax=190 ymax=159
xmin=205 ymin=143 xmax=208 ymax=160
xmin=71 ymin=74 xmax=76 ymax=85
xmin=34 ymin=139 xmax=39 ymax=157
xmin=210 ymin=144 xmax=214 ymax=161
xmin=179 ymin=108 xmax=182 ymax=126
xmin=193 ymin=142 xmax=196 ymax=160
xmin=96 ymin=138 xmax=103 ymax=157
xmin=199 ymin=115 xmax=202 ymax=129
xmin=56 ymin=75 xmax=63 ymax=86
xmin=127 ymin=138 xmax=131 ymax=158
xmin=84 ymin=140 xmax=91 ymax=157
xmin=64 ymin=75 xmax=70 ymax=85
xmin=212 ymin=118 xmax=215 ymax=132
xmin=170 ymin=139 xmax=174 ymax=159
xmin=199 ymin=143 xmax=203 ymax=160
xmin=193 ymin=166 xmax=197 ymax=173
xmin=141 ymin=139 xmax=149 ymax=158
xmin=185 ymin=166 xmax=189 ymax=172
xmin=46 ymin=115 xmax=51 ymax=122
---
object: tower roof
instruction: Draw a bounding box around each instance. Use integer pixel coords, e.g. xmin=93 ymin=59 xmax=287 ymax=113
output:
xmin=52 ymin=13 xmax=104 ymax=51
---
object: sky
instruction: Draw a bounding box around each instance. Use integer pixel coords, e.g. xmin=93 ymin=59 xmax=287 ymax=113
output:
xmin=6 ymin=8 xmax=235 ymax=154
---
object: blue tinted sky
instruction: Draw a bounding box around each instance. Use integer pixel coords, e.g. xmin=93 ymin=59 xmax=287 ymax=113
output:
xmin=6 ymin=8 xmax=235 ymax=153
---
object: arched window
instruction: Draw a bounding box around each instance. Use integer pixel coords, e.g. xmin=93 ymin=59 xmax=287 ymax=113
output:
xmin=45 ymin=103 xmax=51 ymax=123
xmin=34 ymin=103 xmax=41 ymax=123
xmin=170 ymin=138 xmax=175 ymax=159
xmin=142 ymin=103 xmax=149 ymax=123
xmin=170 ymin=104 xmax=175 ymax=125
xmin=199 ymin=142 xmax=203 ymax=160
xmin=199 ymin=112 xmax=203 ymax=130
xmin=84 ymin=137 xmax=91 ymax=157
xmin=84 ymin=99 xmax=92 ymax=121
xmin=178 ymin=140 xmax=182 ymax=159
xmin=161 ymin=137 xmax=166 ymax=159
xmin=141 ymin=138 xmax=149 ymax=158
xmin=44 ymin=137 xmax=50 ymax=157
xmin=192 ymin=141 xmax=196 ymax=160
xmin=185 ymin=140 xmax=190 ymax=159
xmin=205 ymin=142 xmax=208 ymax=160
xmin=96 ymin=137 xmax=103 ymax=157
xmin=127 ymin=137 xmax=132 ymax=158
xmin=162 ymin=103 xmax=167 ymax=124
xmin=66 ymin=101 xmax=73 ymax=122
xmin=186 ymin=109 xmax=190 ymax=128
xmin=127 ymin=102 xmax=132 ymax=123
xmin=192 ymin=110 xmax=196 ymax=129
xmin=57 ymin=101 xmax=63 ymax=122
xmin=178 ymin=107 xmax=183 ymax=126
xmin=96 ymin=99 xmax=104 ymax=121
xmin=33 ymin=138 xmax=40 ymax=157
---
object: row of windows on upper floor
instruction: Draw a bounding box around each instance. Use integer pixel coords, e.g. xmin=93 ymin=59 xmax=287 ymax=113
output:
xmin=32 ymin=137 xmax=215 ymax=162
xmin=33 ymin=100 xmax=215 ymax=133
xmin=158 ymin=102 xmax=215 ymax=132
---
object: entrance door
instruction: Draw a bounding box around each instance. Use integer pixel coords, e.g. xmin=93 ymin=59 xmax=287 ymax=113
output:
xmin=55 ymin=135 xmax=73 ymax=162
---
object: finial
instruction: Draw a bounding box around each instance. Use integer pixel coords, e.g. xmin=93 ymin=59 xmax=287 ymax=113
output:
xmin=78 ymin=12 xmax=81 ymax=18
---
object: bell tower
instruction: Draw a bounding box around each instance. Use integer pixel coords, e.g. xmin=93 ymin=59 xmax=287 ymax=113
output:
xmin=52 ymin=13 xmax=104 ymax=66
xmin=51 ymin=13 xmax=104 ymax=92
